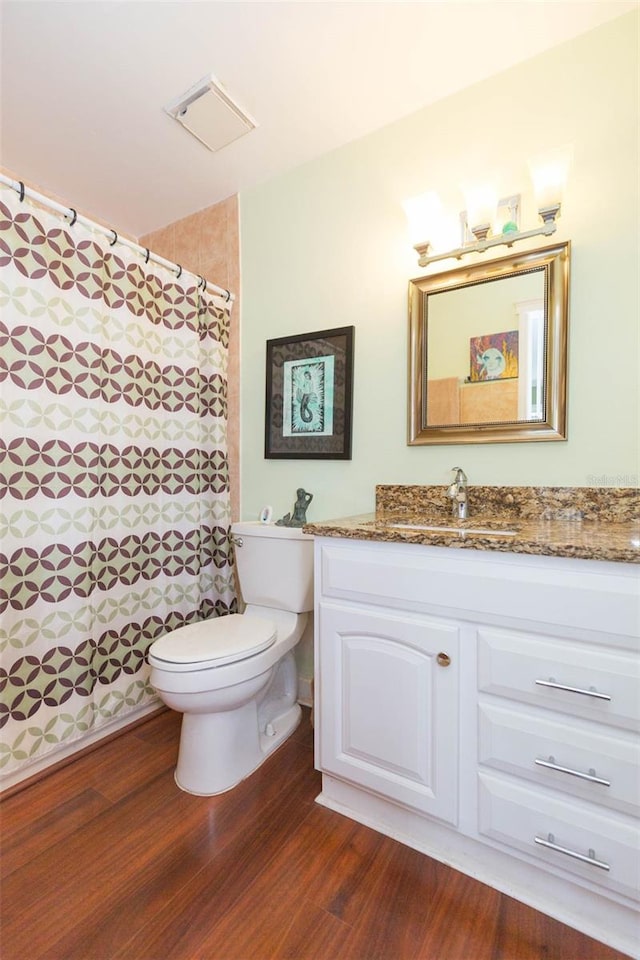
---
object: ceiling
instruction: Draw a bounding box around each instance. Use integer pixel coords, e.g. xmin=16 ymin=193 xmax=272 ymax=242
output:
xmin=1 ymin=0 xmax=636 ymax=238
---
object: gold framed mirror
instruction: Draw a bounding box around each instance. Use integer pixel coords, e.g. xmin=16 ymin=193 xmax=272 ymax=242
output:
xmin=408 ymin=241 xmax=569 ymax=445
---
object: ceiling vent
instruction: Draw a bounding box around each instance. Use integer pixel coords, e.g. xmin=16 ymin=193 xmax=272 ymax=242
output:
xmin=164 ymin=74 xmax=257 ymax=152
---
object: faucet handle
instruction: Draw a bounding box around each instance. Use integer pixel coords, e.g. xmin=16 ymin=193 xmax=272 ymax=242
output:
xmin=451 ymin=466 xmax=468 ymax=484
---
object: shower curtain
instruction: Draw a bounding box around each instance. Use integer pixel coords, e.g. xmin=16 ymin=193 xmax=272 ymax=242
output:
xmin=0 ymin=184 xmax=236 ymax=784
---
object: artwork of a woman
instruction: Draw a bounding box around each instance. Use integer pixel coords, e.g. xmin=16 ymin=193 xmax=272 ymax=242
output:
xmin=292 ymin=488 xmax=313 ymax=523
xmin=297 ymin=369 xmax=317 ymax=424
xmin=276 ymin=488 xmax=314 ymax=527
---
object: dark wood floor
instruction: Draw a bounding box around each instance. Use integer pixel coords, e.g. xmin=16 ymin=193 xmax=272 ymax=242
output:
xmin=1 ymin=708 xmax=631 ymax=960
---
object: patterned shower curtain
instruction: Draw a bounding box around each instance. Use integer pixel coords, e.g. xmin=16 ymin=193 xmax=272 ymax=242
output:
xmin=0 ymin=184 xmax=236 ymax=785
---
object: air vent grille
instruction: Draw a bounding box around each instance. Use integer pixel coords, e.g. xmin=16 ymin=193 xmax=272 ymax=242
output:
xmin=164 ymin=74 xmax=256 ymax=152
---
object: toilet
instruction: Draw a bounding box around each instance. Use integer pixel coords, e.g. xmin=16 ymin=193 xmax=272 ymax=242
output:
xmin=148 ymin=521 xmax=314 ymax=796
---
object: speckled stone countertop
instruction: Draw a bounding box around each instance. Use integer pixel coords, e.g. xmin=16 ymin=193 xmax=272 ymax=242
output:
xmin=304 ymin=485 xmax=640 ymax=564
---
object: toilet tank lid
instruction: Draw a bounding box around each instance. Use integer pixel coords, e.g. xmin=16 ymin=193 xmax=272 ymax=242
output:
xmin=149 ymin=614 xmax=276 ymax=667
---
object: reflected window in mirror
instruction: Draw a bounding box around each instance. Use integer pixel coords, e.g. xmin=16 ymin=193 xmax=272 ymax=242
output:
xmin=515 ymin=297 xmax=545 ymax=420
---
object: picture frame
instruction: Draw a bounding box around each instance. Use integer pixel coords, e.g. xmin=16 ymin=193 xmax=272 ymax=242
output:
xmin=265 ymin=326 xmax=354 ymax=459
xmin=469 ymin=330 xmax=519 ymax=382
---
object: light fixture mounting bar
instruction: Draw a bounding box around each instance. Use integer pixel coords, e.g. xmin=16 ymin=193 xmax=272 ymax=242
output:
xmin=415 ymin=204 xmax=561 ymax=268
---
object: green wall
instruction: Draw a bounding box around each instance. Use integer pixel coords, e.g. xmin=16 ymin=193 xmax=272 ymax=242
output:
xmin=240 ymin=12 xmax=639 ymax=523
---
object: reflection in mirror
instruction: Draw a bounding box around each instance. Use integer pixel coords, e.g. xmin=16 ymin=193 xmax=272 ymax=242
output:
xmin=408 ymin=242 xmax=569 ymax=445
xmin=426 ymin=271 xmax=544 ymax=425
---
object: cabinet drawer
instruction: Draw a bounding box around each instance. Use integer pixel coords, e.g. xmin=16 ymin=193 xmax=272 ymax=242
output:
xmin=478 ymin=627 xmax=640 ymax=731
xmin=478 ymin=699 xmax=640 ymax=817
xmin=478 ymin=771 xmax=640 ymax=902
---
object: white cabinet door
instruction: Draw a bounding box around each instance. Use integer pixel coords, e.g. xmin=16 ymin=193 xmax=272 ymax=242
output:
xmin=318 ymin=602 xmax=459 ymax=823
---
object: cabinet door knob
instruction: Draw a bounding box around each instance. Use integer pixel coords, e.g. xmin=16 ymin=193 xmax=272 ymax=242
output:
xmin=437 ymin=652 xmax=451 ymax=667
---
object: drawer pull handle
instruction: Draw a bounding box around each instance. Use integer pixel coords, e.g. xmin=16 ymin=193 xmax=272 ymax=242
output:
xmin=535 ymin=678 xmax=611 ymax=701
xmin=534 ymin=756 xmax=611 ymax=787
xmin=534 ymin=833 xmax=610 ymax=871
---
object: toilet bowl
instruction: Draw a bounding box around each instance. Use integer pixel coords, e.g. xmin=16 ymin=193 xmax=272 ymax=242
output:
xmin=148 ymin=522 xmax=314 ymax=796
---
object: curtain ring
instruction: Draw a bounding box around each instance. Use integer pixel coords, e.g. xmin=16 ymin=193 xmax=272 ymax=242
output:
xmin=144 ymin=248 xmax=150 ymax=264
xmin=197 ymin=275 xmax=205 ymax=291
xmin=225 ymin=289 xmax=231 ymax=303
xmin=175 ymin=264 xmax=182 ymax=279
xmin=108 ymin=229 xmax=118 ymax=246
xmin=18 ymin=181 xmax=25 ymax=202
xmin=68 ymin=208 xmax=78 ymax=227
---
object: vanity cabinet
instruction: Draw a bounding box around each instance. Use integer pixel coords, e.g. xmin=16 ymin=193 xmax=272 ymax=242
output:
xmin=313 ymin=536 xmax=640 ymax=956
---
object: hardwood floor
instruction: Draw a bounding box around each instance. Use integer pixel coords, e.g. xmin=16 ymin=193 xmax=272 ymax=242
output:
xmin=1 ymin=708 xmax=631 ymax=960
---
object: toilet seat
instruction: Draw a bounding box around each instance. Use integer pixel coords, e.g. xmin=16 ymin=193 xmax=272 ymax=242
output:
xmin=149 ymin=614 xmax=277 ymax=670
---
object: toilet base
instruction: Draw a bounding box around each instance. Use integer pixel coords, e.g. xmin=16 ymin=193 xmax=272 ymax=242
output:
xmin=174 ymin=700 xmax=302 ymax=796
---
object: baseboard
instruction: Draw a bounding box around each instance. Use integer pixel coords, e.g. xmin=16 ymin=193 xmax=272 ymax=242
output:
xmin=297 ymin=674 xmax=313 ymax=707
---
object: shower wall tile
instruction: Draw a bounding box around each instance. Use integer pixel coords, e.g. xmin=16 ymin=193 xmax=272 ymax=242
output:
xmin=173 ymin=218 xmax=201 ymax=277
xmin=143 ymin=223 xmax=175 ymax=265
xmin=201 ymin=255 xmax=229 ymax=290
xmin=200 ymin=206 xmax=229 ymax=264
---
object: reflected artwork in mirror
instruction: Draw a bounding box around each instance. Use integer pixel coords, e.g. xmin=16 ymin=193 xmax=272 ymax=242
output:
xmin=408 ymin=242 xmax=569 ymax=444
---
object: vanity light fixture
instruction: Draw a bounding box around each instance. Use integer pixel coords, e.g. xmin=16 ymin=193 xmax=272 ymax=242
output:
xmin=413 ymin=200 xmax=561 ymax=269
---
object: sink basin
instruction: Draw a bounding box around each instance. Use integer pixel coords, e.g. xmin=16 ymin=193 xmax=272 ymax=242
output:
xmin=389 ymin=522 xmax=518 ymax=537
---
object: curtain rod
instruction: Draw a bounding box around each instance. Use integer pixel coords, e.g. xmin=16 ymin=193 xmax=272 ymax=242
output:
xmin=0 ymin=173 xmax=235 ymax=303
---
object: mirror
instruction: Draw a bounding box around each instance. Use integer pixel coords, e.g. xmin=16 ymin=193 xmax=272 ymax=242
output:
xmin=408 ymin=242 xmax=569 ymax=444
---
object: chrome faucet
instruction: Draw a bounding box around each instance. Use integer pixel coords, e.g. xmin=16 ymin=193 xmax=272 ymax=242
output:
xmin=447 ymin=467 xmax=468 ymax=520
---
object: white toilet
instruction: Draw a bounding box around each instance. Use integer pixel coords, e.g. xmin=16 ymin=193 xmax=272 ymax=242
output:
xmin=148 ymin=521 xmax=314 ymax=796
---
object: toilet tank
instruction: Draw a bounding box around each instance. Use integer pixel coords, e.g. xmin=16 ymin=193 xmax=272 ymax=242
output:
xmin=231 ymin=521 xmax=314 ymax=613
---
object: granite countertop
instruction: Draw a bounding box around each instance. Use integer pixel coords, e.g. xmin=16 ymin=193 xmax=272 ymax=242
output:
xmin=303 ymin=485 xmax=640 ymax=564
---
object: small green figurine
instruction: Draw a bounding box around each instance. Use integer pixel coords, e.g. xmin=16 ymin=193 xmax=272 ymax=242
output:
xmin=276 ymin=488 xmax=314 ymax=527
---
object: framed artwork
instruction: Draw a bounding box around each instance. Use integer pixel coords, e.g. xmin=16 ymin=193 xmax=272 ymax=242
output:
xmin=469 ymin=330 xmax=519 ymax=381
xmin=265 ymin=326 xmax=354 ymax=459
